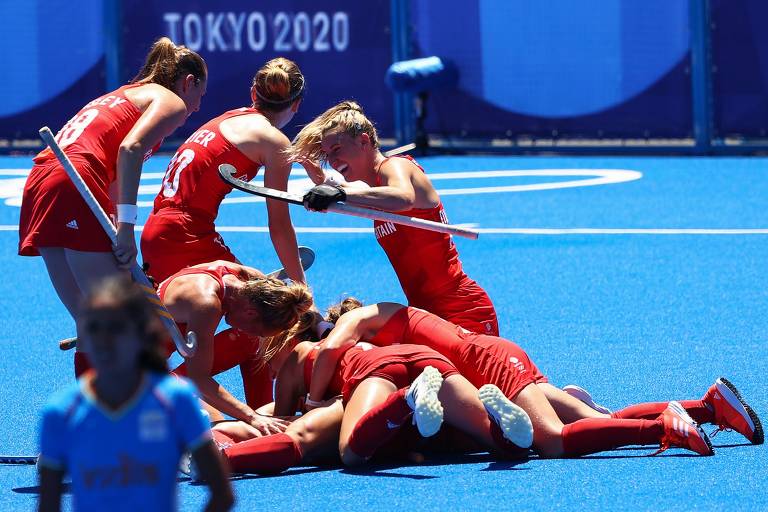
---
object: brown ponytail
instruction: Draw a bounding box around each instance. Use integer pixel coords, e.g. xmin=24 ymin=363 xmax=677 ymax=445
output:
xmin=240 ymin=277 xmax=313 ymax=334
xmin=132 ymin=37 xmax=207 ymax=90
xmin=252 ymin=57 xmax=305 ymax=112
xmin=325 ymin=297 xmax=364 ymax=324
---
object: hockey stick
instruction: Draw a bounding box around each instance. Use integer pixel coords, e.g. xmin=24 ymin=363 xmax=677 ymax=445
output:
xmin=0 ymin=455 xmax=37 ymax=465
xmin=383 ymin=142 xmax=416 ymax=157
xmin=218 ymin=164 xmax=479 ymax=239
xmin=39 ymin=126 xmax=196 ymax=358
xmin=59 ymin=246 xmax=316 ymax=351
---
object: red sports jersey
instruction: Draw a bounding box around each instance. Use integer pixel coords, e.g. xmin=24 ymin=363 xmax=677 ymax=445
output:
xmin=19 ymin=84 xmax=159 ymax=255
xmin=303 ymin=341 xmax=455 ymax=403
xmin=157 ymin=263 xmax=237 ymax=340
xmin=152 ymin=108 xmax=263 ymax=222
xmin=373 ymin=156 xmax=498 ymax=335
xmin=370 ymin=307 xmax=547 ymax=399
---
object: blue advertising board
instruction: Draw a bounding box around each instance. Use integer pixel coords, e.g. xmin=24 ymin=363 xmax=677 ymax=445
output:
xmin=410 ymin=0 xmax=693 ymax=142
xmin=710 ymin=0 xmax=768 ymax=141
xmin=121 ymin=0 xmax=395 ymax=142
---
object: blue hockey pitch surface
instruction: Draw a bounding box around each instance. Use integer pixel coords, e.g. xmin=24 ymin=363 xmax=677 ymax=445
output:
xmin=0 ymin=154 xmax=765 ymax=510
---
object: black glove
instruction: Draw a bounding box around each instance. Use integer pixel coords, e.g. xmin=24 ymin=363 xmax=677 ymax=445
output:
xmin=303 ymin=184 xmax=347 ymax=211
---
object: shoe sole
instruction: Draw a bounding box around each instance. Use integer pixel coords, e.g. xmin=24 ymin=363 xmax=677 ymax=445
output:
xmin=717 ymin=377 xmax=764 ymax=445
xmin=668 ymin=401 xmax=714 ymax=456
xmin=562 ymin=384 xmax=612 ymax=414
xmin=479 ymin=384 xmax=534 ymax=448
xmin=413 ymin=367 xmax=444 ymax=437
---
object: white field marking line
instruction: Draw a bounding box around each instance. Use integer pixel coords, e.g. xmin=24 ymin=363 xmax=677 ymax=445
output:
xmin=4 ymin=225 xmax=768 ymax=235
xmin=2 ymin=168 xmax=644 ymax=206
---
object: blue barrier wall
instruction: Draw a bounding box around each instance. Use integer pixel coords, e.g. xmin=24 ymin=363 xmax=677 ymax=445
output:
xmin=1 ymin=0 xmax=768 ymax=153
xmin=409 ymin=0 xmax=694 ymax=144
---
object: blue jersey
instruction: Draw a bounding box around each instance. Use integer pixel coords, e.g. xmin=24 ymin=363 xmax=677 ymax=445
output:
xmin=38 ymin=372 xmax=211 ymax=511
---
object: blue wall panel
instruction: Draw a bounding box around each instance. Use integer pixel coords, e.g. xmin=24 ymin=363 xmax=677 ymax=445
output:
xmin=412 ymin=0 xmax=693 ymax=140
xmin=120 ymin=0 xmax=394 ymax=142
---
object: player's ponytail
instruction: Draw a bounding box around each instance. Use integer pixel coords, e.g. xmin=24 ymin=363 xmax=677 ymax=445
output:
xmin=241 ymin=277 xmax=313 ymax=334
xmin=252 ymin=57 xmax=305 ymax=112
xmin=132 ymin=37 xmax=207 ymax=90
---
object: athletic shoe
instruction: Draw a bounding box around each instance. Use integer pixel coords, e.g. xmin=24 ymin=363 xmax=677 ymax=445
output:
xmin=478 ymin=384 xmax=534 ymax=448
xmin=655 ymin=401 xmax=714 ymax=456
xmin=562 ymin=384 xmax=612 ymax=414
xmin=405 ymin=366 xmax=444 ymax=437
xmin=702 ymin=377 xmax=764 ymax=445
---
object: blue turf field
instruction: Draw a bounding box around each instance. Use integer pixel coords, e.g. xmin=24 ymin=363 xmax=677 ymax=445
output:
xmin=0 ymin=154 xmax=766 ymax=510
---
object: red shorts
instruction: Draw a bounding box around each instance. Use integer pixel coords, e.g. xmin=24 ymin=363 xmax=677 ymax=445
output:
xmin=19 ymin=162 xmax=113 ymax=255
xmin=455 ymin=336 xmax=547 ymax=400
xmin=341 ymin=345 xmax=459 ymax=403
xmin=411 ymin=275 xmax=499 ymax=336
xmin=140 ymin=208 xmax=236 ymax=283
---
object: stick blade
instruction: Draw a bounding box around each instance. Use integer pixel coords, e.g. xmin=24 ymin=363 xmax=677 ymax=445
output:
xmin=268 ymin=246 xmax=316 ymax=280
xmin=0 ymin=455 xmax=37 ymax=465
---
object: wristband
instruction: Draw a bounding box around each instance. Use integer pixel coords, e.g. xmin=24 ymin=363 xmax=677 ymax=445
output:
xmin=305 ymin=395 xmax=324 ymax=408
xmin=116 ymin=204 xmax=138 ymax=224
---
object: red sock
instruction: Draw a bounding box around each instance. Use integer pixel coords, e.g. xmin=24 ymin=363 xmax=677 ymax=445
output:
xmin=223 ymin=433 xmax=302 ymax=474
xmin=240 ymin=358 xmax=273 ymax=409
xmin=348 ymin=388 xmax=413 ymax=459
xmin=611 ymin=400 xmax=714 ymax=425
xmin=74 ymin=352 xmax=91 ymax=378
xmin=561 ymin=418 xmax=663 ymax=457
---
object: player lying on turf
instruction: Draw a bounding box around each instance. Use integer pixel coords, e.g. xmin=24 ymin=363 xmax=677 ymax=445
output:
xmin=304 ymin=300 xmax=763 ymax=457
xmin=202 ymin=310 xmax=532 ymax=474
xmin=38 ymin=276 xmax=233 ymax=511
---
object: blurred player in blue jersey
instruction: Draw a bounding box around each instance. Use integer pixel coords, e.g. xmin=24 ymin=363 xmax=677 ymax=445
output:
xmin=37 ymin=275 xmax=234 ymax=511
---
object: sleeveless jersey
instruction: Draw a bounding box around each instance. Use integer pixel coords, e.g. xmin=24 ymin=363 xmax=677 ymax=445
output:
xmin=34 ymin=83 xmax=159 ymax=190
xmin=373 ymin=156 xmax=464 ymax=305
xmin=153 ymin=108 xmax=263 ymax=222
xmin=157 ymin=263 xmax=238 ymax=337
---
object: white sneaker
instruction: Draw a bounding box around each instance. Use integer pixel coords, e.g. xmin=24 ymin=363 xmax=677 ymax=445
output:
xmin=478 ymin=384 xmax=534 ymax=449
xmin=405 ymin=366 xmax=444 ymax=437
xmin=562 ymin=384 xmax=612 ymax=414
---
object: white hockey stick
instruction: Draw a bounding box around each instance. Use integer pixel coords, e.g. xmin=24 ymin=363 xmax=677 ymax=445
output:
xmin=219 ymin=164 xmax=479 ymax=239
xmin=39 ymin=126 xmax=197 ymax=358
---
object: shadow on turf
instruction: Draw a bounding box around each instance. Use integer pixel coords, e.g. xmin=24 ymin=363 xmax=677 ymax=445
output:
xmin=13 ymin=483 xmax=71 ymax=495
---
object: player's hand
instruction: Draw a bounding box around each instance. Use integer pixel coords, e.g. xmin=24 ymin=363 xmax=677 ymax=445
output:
xmin=303 ymin=184 xmax=346 ymax=211
xmin=248 ymin=414 xmax=290 ymax=435
xmin=113 ymin=224 xmax=137 ymax=269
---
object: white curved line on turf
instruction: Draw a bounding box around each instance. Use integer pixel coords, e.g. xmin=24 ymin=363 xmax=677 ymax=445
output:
xmin=1 ymin=168 xmax=641 ymax=207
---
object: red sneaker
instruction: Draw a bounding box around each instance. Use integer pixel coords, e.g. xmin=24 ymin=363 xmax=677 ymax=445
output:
xmin=655 ymin=401 xmax=714 ymax=456
xmin=702 ymin=377 xmax=764 ymax=445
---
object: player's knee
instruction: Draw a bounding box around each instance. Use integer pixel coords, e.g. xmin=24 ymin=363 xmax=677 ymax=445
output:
xmin=339 ymin=444 xmax=366 ymax=467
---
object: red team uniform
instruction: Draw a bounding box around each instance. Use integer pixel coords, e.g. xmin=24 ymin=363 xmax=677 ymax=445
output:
xmin=19 ymin=84 xmax=158 ymax=255
xmin=303 ymin=342 xmax=458 ymax=403
xmin=374 ymin=156 xmax=498 ymax=336
xmin=141 ymin=108 xmax=265 ymax=283
xmin=370 ymin=307 xmax=548 ymax=400
xmin=157 ymin=263 xmax=273 ymax=408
